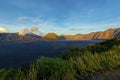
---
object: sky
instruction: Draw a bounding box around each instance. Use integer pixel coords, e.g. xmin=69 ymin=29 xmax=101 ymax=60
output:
xmin=0 ymin=0 xmax=120 ymax=35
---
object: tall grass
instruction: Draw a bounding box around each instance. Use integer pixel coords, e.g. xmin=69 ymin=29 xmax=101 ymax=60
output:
xmin=67 ymin=46 xmax=120 ymax=79
xmin=0 ymin=57 xmax=75 ymax=80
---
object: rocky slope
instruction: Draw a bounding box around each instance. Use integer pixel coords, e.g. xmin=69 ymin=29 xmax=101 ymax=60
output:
xmin=63 ymin=28 xmax=120 ymax=40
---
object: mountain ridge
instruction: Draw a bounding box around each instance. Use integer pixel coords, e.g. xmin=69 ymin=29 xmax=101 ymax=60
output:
xmin=63 ymin=28 xmax=120 ymax=40
xmin=0 ymin=28 xmax=120 ymax=41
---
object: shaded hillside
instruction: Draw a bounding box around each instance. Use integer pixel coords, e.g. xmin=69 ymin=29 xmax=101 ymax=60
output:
xmin=61 ymin=37 xmax=120 ymax=59
xmin=63 ymin=28 xmax=120 ymax=40
xmin=59 ymin=37 xmax=120 ymax=80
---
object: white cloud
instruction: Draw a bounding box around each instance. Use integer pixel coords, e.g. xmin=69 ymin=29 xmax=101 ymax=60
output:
xmin=0 ymin=27 xmax=7 ymax=33
xmin=18 ymin=16 xmax=42 ymax=23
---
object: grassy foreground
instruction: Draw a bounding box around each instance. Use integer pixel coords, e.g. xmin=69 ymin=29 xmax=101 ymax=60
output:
xmin=0 ymin=37 xmax=120 ymax=80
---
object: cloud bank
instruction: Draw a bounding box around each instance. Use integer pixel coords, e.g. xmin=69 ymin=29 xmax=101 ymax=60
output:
xmin=0 ymin=27 xmax=7 ymax=33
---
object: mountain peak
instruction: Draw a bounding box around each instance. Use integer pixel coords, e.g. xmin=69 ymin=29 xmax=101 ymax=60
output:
xmin=43 ymin=33 xmax=59 ymax=40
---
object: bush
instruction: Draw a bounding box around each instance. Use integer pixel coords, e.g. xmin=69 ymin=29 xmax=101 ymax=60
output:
xmin=0 ymin=57 xmax=75 ymax=80
xmin=28 ymin=57 xmax=75 ymax=80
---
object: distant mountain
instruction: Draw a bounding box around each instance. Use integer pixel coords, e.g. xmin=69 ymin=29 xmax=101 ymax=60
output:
xmin=43 ymin=33 xmax=60 ymax=40
xmin=0 ymin=33 xmax=42 ymax=42
xmin=63 ymin=28 xmax=120 ymax=40
xmin=0 ymin=28 xmax=120 ymax=41
xmin=25 ymin=32 xmax=43 ymax=38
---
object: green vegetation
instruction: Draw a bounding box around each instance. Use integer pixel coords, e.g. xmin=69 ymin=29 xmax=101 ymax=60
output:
xmin=65 ymin=47 xmax=120 ymax=79
xmin=0 ymin=58 xmax=75 ymax=80
xmin=0 ymin=37 xmax=120 ymax=80
xmin=61 ymin=37 xmax=120 ymax=59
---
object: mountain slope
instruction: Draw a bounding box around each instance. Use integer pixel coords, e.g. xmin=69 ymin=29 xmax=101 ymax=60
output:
xmin=63 ymin=28 xmax=120 ymax=40
xmin=43 ymin=33 xmax=60 ymax=40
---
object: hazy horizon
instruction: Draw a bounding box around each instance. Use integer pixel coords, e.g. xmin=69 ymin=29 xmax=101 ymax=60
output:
xmin=0 ymin=0 xmax=120 ymax=35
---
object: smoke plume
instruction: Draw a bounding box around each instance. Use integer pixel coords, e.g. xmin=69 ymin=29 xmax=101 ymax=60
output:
xmin=31 ymin=27 xmax=39 ymax=34
xmin=19 ymin=28 xmax=29 ymax=35
xmin=19 ymin=27 xmax=44 ymax=36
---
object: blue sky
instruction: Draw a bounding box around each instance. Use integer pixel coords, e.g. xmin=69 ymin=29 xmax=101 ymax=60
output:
xmin=0 ymin=0 xmax=120 ymax=35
